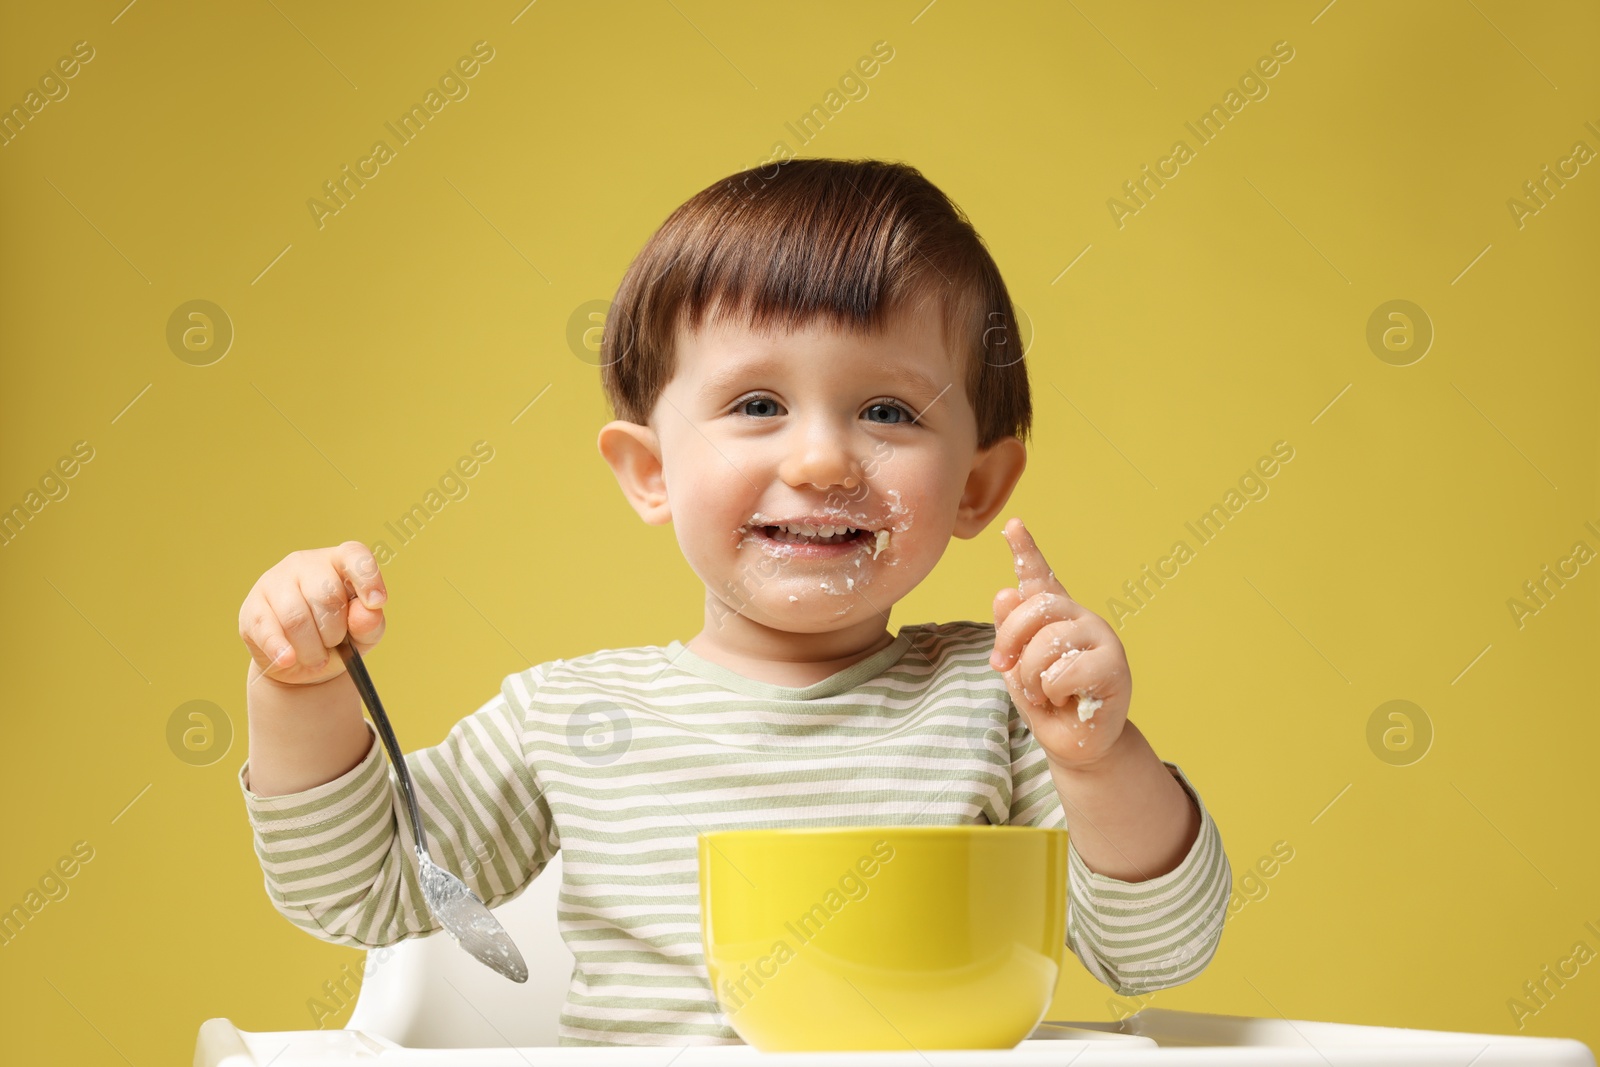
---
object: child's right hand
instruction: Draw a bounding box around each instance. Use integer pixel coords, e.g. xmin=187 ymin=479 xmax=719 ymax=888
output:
xmin=239 ymin=541 xmax=388 ymax=686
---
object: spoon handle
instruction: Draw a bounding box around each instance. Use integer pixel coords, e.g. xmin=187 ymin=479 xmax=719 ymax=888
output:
xmin=335 ymin=638 xmax=430 ymax=858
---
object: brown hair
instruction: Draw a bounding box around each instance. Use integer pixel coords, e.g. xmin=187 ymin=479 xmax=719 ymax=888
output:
xmin=599 ymin=158 xmax=1032 ymax=450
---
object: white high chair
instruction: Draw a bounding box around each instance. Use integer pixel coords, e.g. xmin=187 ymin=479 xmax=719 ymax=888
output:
xmin=345 ymin=850 xmax=576 ymax=1048
xmin=316 ymin=847 xmax=1596 ymax=1065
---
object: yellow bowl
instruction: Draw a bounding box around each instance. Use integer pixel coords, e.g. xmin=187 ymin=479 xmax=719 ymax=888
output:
xmin=698 ymin=825 xmax=1069 ymax=1051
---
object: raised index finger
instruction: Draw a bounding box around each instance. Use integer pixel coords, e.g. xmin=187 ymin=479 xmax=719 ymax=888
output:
xmin=1001 ymin=518 xmax=1071 ymax=601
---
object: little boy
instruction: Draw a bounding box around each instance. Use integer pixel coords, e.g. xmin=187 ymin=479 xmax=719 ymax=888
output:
xmin=236 ymin=158 xmax=1230 ymax=1047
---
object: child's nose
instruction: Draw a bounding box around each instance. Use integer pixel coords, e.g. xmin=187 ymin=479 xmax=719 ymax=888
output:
xmin=777 ymin=423 xmax=864 ymax=492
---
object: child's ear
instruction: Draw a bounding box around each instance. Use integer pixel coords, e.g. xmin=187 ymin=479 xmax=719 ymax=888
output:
xmin=952 ymin=435 xmax=1026 ymax=539
xmin=596 ymin=420 xmax=671 ymax=525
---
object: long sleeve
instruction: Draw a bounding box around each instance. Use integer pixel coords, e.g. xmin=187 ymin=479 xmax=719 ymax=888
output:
xmin=1062 ymin=764 xmax=1229 ymax=994
xmin=1005 ymin=707 xmax=1230 ymax=995
xmin=236 ymin=672 xmax=558 ymax=948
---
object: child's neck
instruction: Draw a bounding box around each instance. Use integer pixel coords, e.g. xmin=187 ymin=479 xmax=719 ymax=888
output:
xmin=684 ymin=603 xmax=897 ymax=689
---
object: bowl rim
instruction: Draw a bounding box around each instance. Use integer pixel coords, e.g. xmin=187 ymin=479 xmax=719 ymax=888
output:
xmin=698 ymin=825 xmax=1068 ymax=840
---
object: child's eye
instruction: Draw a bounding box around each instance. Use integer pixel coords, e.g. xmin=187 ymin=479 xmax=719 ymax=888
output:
xmin=733 ymin=393 xmax=785 ymax=418
xmin=862 ymin=398 xmax=915 ymax=425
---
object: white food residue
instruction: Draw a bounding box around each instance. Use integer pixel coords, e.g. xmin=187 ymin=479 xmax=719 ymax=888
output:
xmin=873 ymin=529 xmax=890 ymax=559
xmin=1075 ymin=694 xmax=1102 ymax=722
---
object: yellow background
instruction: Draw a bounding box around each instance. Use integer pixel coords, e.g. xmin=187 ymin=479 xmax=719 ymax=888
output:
xmin=2 ymin=0 xmax=1596 ymax=1061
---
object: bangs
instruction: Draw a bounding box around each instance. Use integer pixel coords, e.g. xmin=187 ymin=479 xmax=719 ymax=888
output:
xmin=601 ymin=158 xmax=1030 ymax=449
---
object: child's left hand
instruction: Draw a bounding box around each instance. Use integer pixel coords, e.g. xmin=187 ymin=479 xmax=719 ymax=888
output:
xmin=989 ymin=517 xmax=1131 ymax=769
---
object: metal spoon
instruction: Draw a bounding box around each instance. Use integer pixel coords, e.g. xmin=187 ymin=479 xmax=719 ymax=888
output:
xmin=335 ymin=636 xmax=529 ymax=983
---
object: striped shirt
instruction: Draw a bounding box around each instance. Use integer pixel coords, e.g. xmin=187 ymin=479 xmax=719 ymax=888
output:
xmin=237 ymin=619 xmax=1230 ymax=1046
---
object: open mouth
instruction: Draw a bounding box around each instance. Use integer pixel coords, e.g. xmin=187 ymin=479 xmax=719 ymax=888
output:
xmin=755 ymin=523 xmax=872 ymax=546
xmin=744 ymin=521 xmax=892 ymax=559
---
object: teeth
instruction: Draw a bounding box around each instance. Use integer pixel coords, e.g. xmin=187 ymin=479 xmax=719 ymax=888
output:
xmin=759 ymin=522 xmax=869 ymax=545
xmin=777 ymin=523 xmax=857 ymax=537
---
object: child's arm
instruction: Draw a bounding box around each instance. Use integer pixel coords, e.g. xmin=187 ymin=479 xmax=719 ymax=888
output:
xmin=238 ymin=679 xmax=557 ymax=949
xmin=236 ymin=543 xmax=556 ymax=948
xmin=1041 ymin=720 xmax=1200 ymax=880
xmin=991 ymin=519 xmax=1231 ymax=992
xmin=1005 ymin=709 xmax=1229 ymax=995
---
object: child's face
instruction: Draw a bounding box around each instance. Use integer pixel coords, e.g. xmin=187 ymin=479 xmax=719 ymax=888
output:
xmin=599 ymin=304 xmax=1025 ymax=635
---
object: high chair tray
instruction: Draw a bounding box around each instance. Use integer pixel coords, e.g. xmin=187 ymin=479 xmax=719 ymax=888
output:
xmin=195 ymin=1007 xmax=1594 ymax=1066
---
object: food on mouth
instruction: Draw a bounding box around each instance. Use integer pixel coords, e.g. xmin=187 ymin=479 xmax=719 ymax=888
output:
xmin=739 ymin=491 xmax=911 ymax=562
xmin=749 ymin=521 xmax=889 ymax=553
xmin=762 ymin=522 xmax=865 ymax=544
